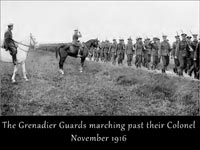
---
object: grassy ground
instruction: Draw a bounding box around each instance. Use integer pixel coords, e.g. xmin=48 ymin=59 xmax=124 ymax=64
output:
xmin=0 ymin=49 xmax=199 ymax=116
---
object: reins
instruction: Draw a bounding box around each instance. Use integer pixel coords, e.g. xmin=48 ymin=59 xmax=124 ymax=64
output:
xmin=15 ymin=41 xmax=31 ymax=47
xmin=18 ymin=46 xmax=29 ymax=52
xmin=15 ymin=40 xmax=34 ymax=53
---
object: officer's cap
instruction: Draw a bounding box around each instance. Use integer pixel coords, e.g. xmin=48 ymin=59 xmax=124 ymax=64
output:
xmin=113 ymin=39 xmax=116 ymax=41
xmin=74 ymin=29 xmax=78 ymax=31
xmin=162 ymin=35 xmax=167 ymax=37
xmin=8 ymin=23 xmax=13 ymax=27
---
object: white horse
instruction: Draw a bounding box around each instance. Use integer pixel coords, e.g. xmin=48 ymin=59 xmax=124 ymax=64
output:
xmin=0 ymin=37 xmax=34 ymax=83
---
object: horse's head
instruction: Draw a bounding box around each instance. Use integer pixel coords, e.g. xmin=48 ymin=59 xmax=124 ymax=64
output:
xmin=85 ymin=39 xmax=99 ymax=49
xmin=92 ymin=38 xmax=99 ymax=48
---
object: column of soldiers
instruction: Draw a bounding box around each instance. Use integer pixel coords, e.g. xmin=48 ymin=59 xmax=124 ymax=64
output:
xmin=91 ymin=33 xmax=199 ymax=80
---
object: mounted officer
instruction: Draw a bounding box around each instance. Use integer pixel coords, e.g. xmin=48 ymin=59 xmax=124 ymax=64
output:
xmin=72 ymin=29 xmax=83 ymax=57
xmin=3 ymin=23 xmax=18 ymax=65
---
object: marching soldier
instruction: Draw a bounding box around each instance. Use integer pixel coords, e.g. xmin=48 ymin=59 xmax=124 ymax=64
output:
xmin=107 ymin=41 xmax=112 ymax=62
xmin=143 ymin=38 xmax=152 ymax=69
xmin=109 ymin=39 xmax=118 ymax=65
xmin=93 ymin=47 xmax=98 ymax=61
xmin=194 ymin=40 xmax=200 ymax=79
xmin=125 ymin=37 xmax=134 ymax=66
xmin=72 ymin=29 xmax=82 ymax=57
xmin=151 ymin=37 xmax=160 ymax=70
xmin=171 ymin=35 xmax=180 ymax=74
xmin=117 ymin=39 xmax=125 ymax=65
xmin=188 ymin=34 xmax=198 ymax=76
xmin=100 ymin=41 xmax=105 ymax=62
xmin=3 ymin=23 xmax=18 ymax=65
xmin=103 ymin=40 xmax=110 ymax=62
xmin=185 ymin=36 xmax=193 ymax=74
xmin=134 ymin=37 xmax=144 ymax=68
xmin=175 ymin=33 xmax=190 ymax=76
xmin=96 ymin=44 xmax=101 ymax=62
xmin=159 ymin=35 xmax=171 ymax=73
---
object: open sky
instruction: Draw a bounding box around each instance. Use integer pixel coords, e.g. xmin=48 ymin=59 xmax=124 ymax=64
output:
xmin=1 ymin=1 xmax=199 ymax=44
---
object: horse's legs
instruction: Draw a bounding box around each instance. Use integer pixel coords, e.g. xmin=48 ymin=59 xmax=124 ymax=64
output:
xmin=59 ymin=56 xmax=67 ymax=75
xmin=22 ymin=62 xmax=28 ymax=81
xmin=11 ymin=65 xmax=18 ymax=83
xmin=80 ymin=57 xmax=86 ymax=72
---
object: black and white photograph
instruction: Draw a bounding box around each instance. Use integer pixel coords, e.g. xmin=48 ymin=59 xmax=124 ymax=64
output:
xmin=0 ymin=0 xmax=199 ymax=144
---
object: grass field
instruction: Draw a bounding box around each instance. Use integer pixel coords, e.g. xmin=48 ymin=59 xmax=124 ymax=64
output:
xmin=0 ymin=49 xmax=199 ymax=116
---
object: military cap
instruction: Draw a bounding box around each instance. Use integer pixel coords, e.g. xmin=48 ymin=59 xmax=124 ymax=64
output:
xmin=162 ymin=35 xmax=167 ymax=37
xmin=127 ymin=37 xmax=132 ymax=40
xmin=74 ymin=29 xmax=78 ymax=31
xmin=113 ymin=39 xmax=116 ymax=41
xmin=153 ymin=37 xmax=160 ymax=40
xmin=8 ymin=23 xmax=13 ymax=27
xmin=136 ymin=37 xmax=142 ymax=40
xmin=192 ymin=34 xmax=198 ymax=37
xmin=175 ymin=35 xmax=180 ymax=38
xmin=145 ymin=38 xmax=150 ymax=41
xmin=181 ymin=33 xmax=187 ymax=37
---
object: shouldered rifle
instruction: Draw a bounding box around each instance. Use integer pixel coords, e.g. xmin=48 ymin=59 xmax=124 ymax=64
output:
xmin=180 ymin=29 xmax=193 ymax=51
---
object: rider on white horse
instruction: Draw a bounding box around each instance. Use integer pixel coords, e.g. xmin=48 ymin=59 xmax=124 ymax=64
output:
xmin=3 ymin=23 xmax=18 ymax=65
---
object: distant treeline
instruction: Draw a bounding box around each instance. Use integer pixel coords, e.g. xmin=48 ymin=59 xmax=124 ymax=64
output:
xmin=37 ymin=43 xmax=66 ymax=52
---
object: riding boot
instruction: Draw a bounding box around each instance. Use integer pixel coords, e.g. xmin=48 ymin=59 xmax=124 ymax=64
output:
xmin=12 ymin=54 xmax=17 ymax=65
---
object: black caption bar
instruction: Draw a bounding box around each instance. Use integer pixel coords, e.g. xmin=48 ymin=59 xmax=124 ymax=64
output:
xmin=0 ymin=116 xmax=199 ymax=145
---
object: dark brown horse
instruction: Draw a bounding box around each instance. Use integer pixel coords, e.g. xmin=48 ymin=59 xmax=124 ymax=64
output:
xmin=56 ymin=39 xmax=99 ymax=74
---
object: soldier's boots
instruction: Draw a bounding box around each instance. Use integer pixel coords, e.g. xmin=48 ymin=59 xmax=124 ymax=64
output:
xmin=173 ymin=68 xmax=178 ymax=74
xmin=178 ymin=70 xmax=183 ymax=76
xmin=162 ymin=69 xmax=166 ymax=73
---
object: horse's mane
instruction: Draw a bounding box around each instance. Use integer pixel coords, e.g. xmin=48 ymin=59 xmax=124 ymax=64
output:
xmin=85 ymin=39 xmax=98 ymax=48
